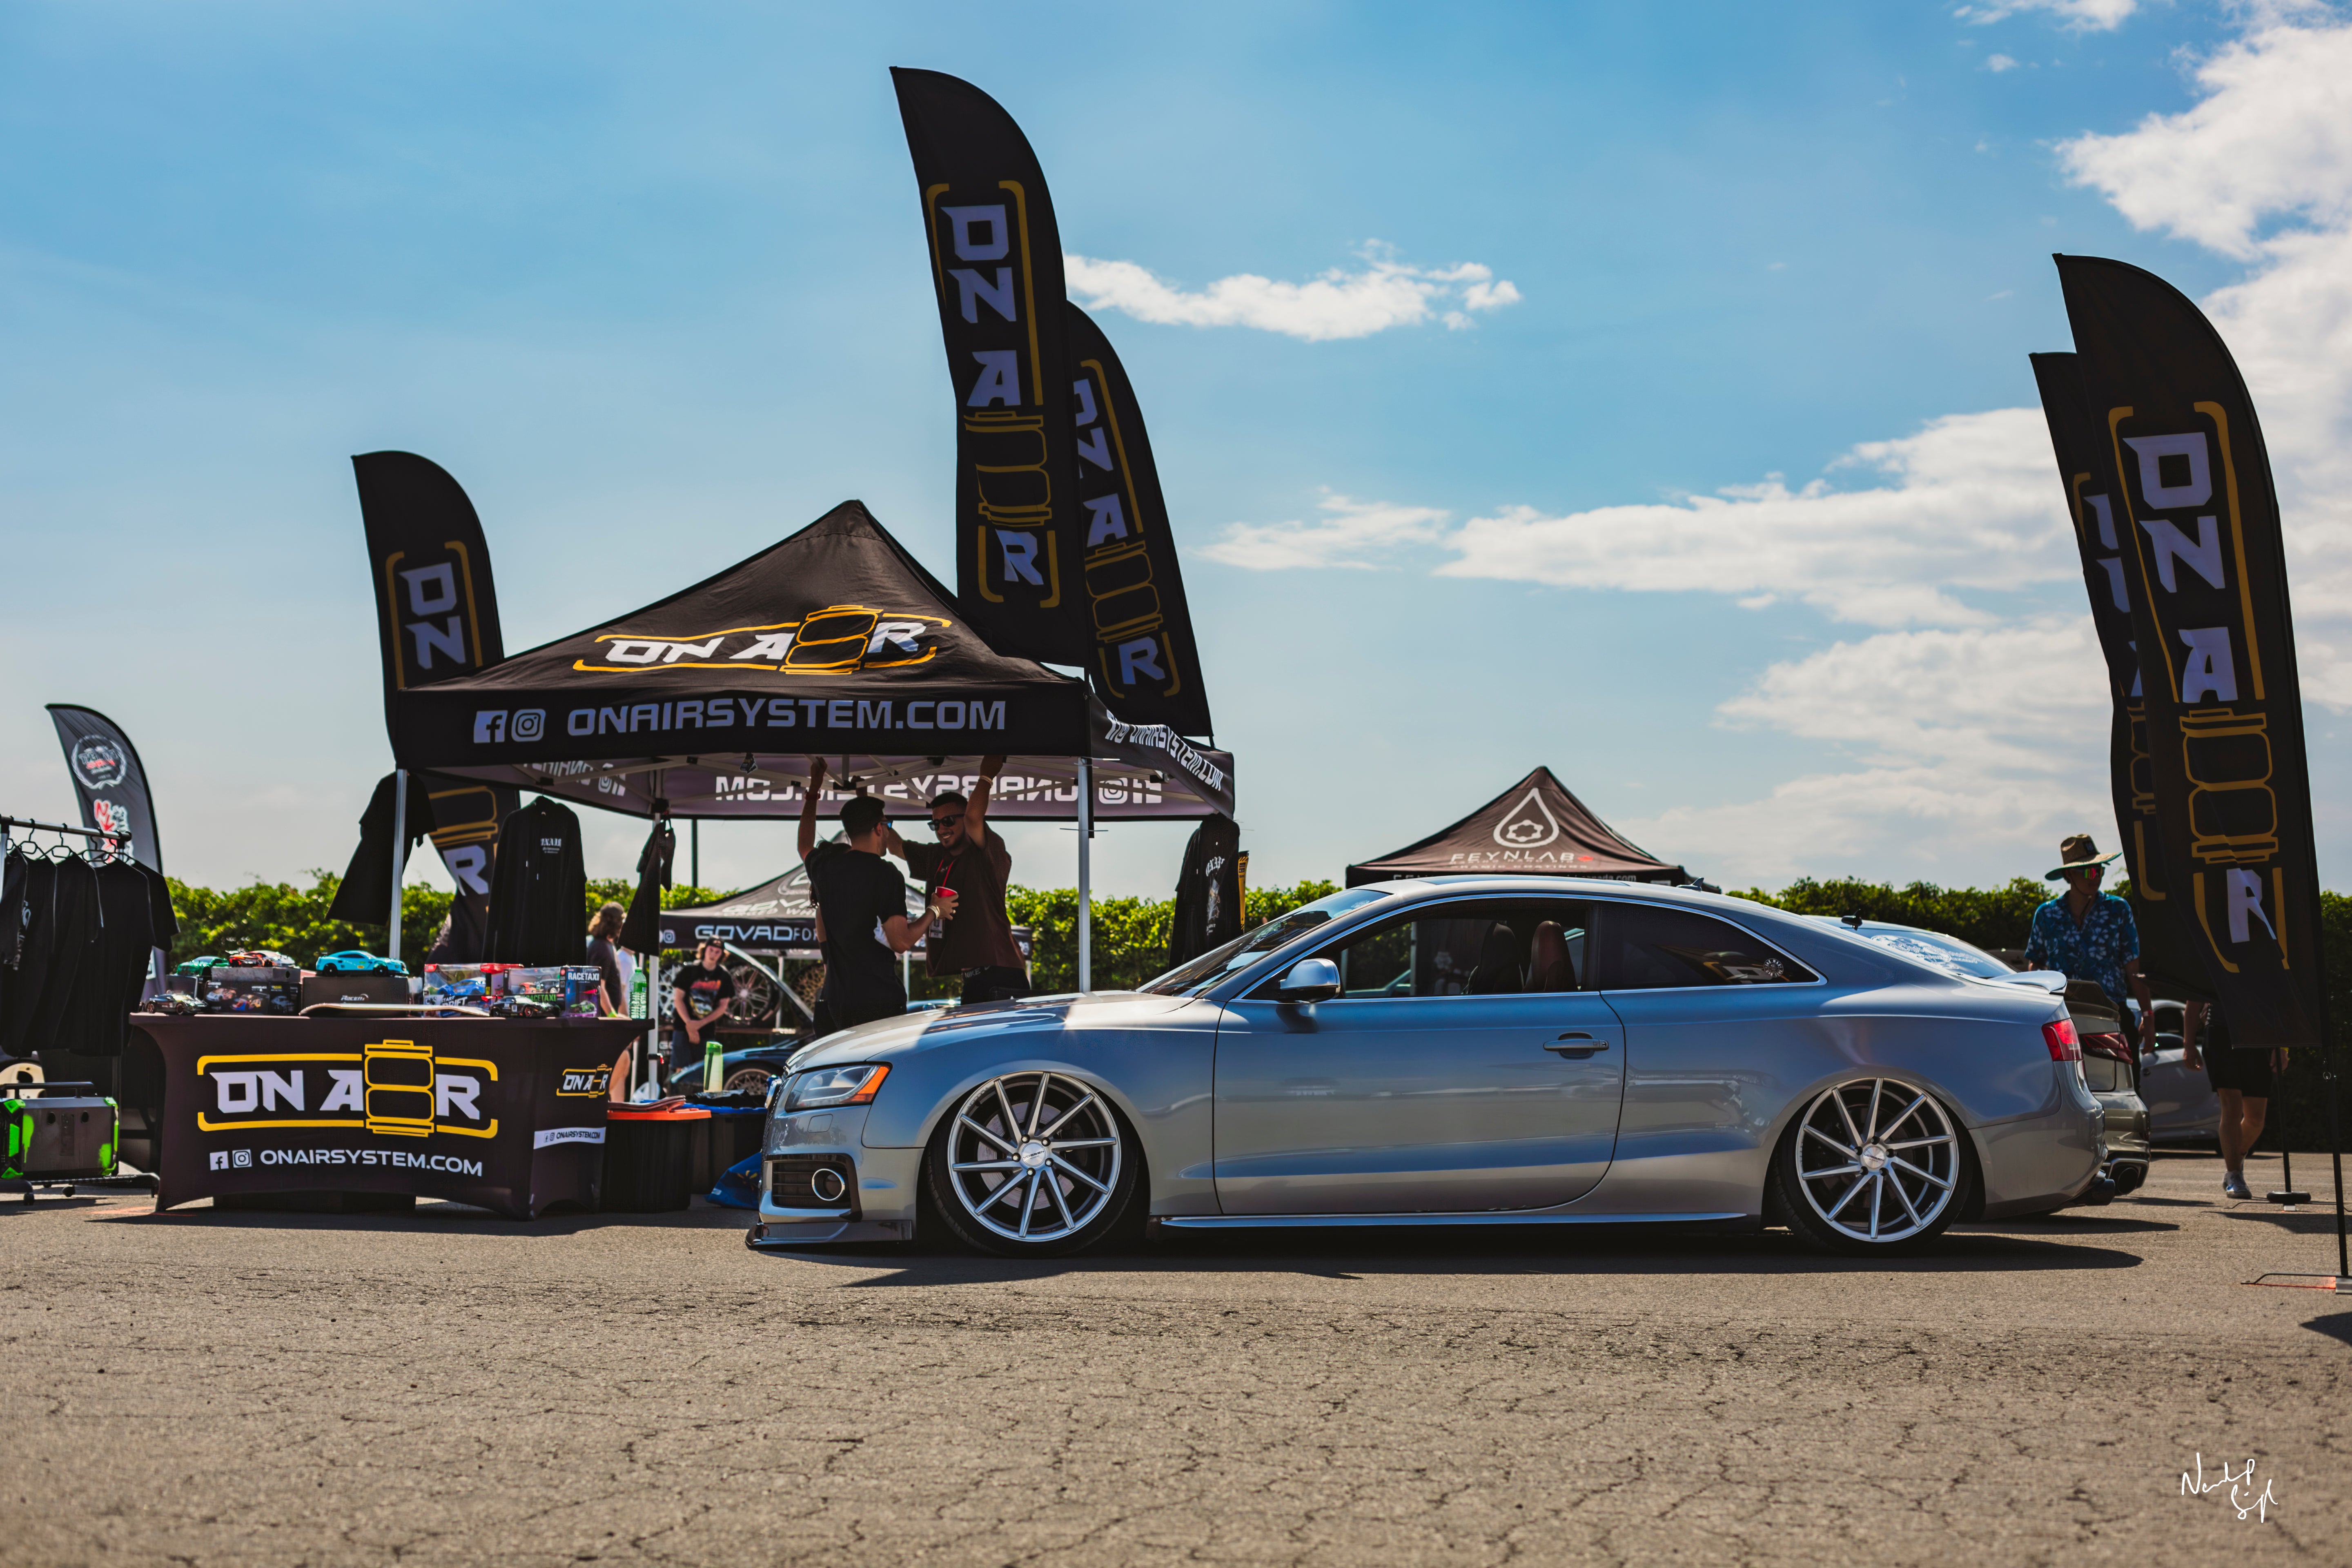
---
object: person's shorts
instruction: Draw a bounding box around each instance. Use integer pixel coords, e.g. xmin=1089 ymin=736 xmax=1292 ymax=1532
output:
xmin=2203 ymin=1045 xmax=2274 ymax=1097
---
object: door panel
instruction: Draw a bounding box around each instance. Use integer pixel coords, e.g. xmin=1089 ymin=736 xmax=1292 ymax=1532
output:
xmin=1212 ymin=992 xmax=1628 ymax=1214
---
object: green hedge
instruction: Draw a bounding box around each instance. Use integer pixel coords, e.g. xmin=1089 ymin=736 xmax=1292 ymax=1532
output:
xmin=164 ymin=872 xmax=723 ymax=969
xmin=146 ymin=869 xmax=2352 ymax=1157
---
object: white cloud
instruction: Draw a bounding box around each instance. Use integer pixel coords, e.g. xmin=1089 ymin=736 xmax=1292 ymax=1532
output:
xmin=1953 ymin=0 xmax=2138 ymax=30
xmin=1987 ymin=53 xmax=2021 ymax=71
xmin=1064 ymin=246 xmax=1521 ymax=342
xmin=1203 ymin=491 xmax=1450 ymax=570
xmin=1214 ymin=408 xmax=2076 ymax=628
xmin=1619 ymin=621 xmax=2114 ymax=884
xmin=2058 ymin=19 xmax=2352 ymax=256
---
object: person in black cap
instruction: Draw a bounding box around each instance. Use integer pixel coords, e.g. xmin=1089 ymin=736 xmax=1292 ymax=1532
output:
xmin=802 ymin=788 xmax=952 ymax=1031
xmin=2023 ymin=832 xmax=2154 ymax=1049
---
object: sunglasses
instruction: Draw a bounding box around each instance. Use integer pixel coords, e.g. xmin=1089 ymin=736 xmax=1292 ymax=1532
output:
xmin=930 ymin=816 xmax=960 ymax=830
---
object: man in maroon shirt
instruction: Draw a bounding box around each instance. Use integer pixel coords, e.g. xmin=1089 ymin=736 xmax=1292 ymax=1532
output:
xmin=800 ymin=754 xmax=1029 ymax=1007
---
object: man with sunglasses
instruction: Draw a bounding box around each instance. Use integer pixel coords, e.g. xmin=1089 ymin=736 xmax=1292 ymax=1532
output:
xmin=892 ymin=755 xmax=1029 ymax=1006
xmin=2025 ymin=832 xmax=2155 ymax=1051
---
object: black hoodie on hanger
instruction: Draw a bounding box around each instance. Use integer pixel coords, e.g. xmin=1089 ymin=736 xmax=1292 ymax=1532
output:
xmin=483 ymin=797 xmax=586 ymax=966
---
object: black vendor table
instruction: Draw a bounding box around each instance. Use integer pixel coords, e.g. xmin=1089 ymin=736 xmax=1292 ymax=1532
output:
xmin=132 ymin=1015 xmax=644 ymax=1218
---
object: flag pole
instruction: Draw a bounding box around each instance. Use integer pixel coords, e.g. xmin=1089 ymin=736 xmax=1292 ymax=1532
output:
xmin=387 ymin=769 xmax=408 ymax=963
xmin=1076 ymin=757 xmax=1093 ymax=992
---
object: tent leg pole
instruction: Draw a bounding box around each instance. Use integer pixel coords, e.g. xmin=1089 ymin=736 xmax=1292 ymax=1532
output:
xmin=387 ymin=769 xmax=408 ymax=963
xmin=1077 ymin=757 xmax=1092 ymax=993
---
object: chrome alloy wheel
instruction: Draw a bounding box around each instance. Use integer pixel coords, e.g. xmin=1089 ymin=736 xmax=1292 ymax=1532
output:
xmin=1792 ymin=1079 xmax=1960 ymax=1244
xmin=941 ymin=1073 xmax=1124 ymax=1244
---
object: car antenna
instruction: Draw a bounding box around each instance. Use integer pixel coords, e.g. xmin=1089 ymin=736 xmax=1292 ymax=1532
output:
xmin=1840 ymin=912 xmax=1865 ymax=929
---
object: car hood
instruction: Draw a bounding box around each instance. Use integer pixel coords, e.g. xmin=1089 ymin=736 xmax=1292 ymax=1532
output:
xmin=783 ymin=990 xmax=1196 ymax=1073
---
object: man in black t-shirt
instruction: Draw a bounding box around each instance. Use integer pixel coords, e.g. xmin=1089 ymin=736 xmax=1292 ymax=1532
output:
xmin=805 ymin=794 xmax=948 ymax=1031
xmin=667 ymin=939 xmax=735 ymax=1078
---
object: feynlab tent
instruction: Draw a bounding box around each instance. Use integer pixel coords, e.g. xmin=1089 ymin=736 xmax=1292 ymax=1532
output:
xmin=1346 ymin=766 xmax=1686 ymax=887
xmin=387 ymin=500 xmax=1233 ymax=984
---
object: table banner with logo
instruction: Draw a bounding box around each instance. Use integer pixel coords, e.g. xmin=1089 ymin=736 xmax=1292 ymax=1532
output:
xmin=135 ymin=1016 xmax=644 ymax=1218
xmin=384 ymin=499 xmax=1235 ymax=821
xmin=1346 ymin=765 xmax=1687 ymax=886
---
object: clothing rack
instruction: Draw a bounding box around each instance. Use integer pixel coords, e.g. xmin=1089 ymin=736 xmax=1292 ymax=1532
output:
xmin=0 ymin=815 xmax=143 ymax=864
xmin=2 ymin=815 xmax=116 ymax=841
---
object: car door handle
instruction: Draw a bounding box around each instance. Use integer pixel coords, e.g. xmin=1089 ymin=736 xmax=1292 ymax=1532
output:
xmin=1546 ymin=1033 xmax=1610 ymax=1057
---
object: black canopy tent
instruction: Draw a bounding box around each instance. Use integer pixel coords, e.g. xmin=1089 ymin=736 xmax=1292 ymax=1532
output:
xmin=385 ymin=501 xmax=1232 ymax=987
xmin=1347 ymin=766 xmax=1686 ymax=886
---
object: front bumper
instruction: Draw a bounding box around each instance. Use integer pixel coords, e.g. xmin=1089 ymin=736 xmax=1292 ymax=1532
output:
xmin=749 ymin=1105 xmax=923 ymax=1246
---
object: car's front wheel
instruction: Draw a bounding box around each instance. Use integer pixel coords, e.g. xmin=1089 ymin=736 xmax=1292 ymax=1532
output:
xmin=925 ymin=1071 xmax=1137 ymax=1257
xmin=1771 ymin=1078 xmax=1968 ymax=1255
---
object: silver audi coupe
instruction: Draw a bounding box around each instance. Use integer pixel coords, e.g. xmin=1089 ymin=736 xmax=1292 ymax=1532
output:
xmin=748 ymin=878 xmax=2106 ymax=1258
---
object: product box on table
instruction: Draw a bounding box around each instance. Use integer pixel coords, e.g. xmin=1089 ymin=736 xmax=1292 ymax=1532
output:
xmin=202 ymin=966 xmax=301 ymax=1015
xmin=421 ymin=963 xmax=512 ymax=1004
xmin=299 ymin=972 xmax=414 ymax=1007
xmin=497 ymin=965 xmax=605 ymax=1019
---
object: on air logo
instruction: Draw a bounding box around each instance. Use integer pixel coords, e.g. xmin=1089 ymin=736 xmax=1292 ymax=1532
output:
xmin=557 ymin=1066 xmax=613 ymax=1097
xmin=574 ymin=604 xmax=949 ymax=675
xmin=198 ymin=1040 xmax=497 ymax=1139
xmin=385 ymin=546 xmax=488 ymax=686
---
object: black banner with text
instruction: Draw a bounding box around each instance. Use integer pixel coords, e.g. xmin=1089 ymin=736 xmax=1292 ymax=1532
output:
xmin=2058 ymin=255 xmax=2323 ymax=1047
xmin=1068 ymin=304 xmax=1213 ymax=736
xmin=2029 ymin=352 xmax=2213 ymax=1001
xmin=892 ymin=67 xmax=1086 ymax=664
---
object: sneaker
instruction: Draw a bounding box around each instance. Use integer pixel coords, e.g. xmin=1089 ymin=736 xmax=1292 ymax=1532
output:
xmin=2223 ymin=1172 xmax=2252 ymax=1200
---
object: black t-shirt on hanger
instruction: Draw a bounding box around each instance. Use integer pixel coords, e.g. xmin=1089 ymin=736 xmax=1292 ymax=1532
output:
xmin=68 ymin=861 xmax=157 ymax=1057
xmin=17 ymin=855 xmax=98 ymax=1057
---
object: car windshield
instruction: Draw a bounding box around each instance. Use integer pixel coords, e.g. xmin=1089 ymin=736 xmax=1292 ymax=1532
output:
xmin=1139 ymin=887 xmax=1394 ymax=997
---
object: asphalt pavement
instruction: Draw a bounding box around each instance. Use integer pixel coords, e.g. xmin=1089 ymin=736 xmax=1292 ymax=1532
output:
xmin=3 ymin=1149 xmax=2348 ymax=1567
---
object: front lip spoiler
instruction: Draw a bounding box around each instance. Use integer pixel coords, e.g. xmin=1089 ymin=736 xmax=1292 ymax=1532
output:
xmin=1152 ymin=1210 xmax=1747 ymax=1232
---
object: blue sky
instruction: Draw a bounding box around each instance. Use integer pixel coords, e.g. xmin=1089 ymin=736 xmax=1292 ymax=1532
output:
xmin=6 ymin=1 xmax=2349 ymax=902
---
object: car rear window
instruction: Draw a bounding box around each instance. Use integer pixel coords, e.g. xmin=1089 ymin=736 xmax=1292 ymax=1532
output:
xmin=1591 ymin=904 xmax=1816 ymax=989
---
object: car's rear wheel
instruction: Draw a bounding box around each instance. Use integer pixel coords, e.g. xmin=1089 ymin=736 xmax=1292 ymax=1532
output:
xmin=721 ymin=1066 xmax=774 ymax=1096
xmin=1772 ymin=1078 xmax=1967 ymax=1255
xmin=925 ymin=1071 xmax=1136 ymax=1257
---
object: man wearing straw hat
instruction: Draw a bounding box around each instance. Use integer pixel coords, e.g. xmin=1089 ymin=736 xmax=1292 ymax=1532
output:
xmin=2024 ymin=832 xmax=2155 ymax=1053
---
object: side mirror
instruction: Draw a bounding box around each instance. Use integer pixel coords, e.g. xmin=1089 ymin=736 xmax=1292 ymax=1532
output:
xmin=1276 ymin=958 xmax=1341 ymax=1003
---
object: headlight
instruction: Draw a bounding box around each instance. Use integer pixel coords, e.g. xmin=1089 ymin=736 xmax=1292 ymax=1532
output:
xmin=782 ymin=1063 xmax=890 ymax=1111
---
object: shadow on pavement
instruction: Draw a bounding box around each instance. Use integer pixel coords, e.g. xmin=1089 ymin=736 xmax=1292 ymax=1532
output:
xmin=2302 ymin=1311 xmax=2352 ymax=1347
xmin=749 ymin=1221 xmax=2148 ymax=1287
xmin=89 ymin=1197 xmax=755 ymax=1236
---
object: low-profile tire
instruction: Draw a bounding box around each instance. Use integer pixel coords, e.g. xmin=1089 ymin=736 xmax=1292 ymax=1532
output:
xmin=924 ymin=1071 xmax=1138 ymax=1258
xmin=1769 ymin=1078 xmax=1968 ymax=1256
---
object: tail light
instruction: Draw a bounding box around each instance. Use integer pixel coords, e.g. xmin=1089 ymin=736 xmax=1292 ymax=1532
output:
xmin=2042 ymin=1018 xmax=2081 ymax=1062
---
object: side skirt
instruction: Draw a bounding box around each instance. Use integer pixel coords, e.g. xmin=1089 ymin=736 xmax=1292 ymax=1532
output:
xmin=1151 ymin=1210 xmax=1749 ymax=1232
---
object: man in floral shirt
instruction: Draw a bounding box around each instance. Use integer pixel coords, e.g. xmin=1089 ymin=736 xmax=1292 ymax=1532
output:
xmin=2024 ymin=833 xmax=2154 ymax=1051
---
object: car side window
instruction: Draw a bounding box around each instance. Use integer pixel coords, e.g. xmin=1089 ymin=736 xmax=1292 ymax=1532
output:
xmin=1252 ymin=898 xmax=1594 ymax=1000
xmin=1591 ymin=903 xmax=1816 ymax=989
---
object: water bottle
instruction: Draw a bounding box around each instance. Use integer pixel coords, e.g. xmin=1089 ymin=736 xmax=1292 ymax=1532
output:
xmin=628 ymin=967 xmax=648 ymax=1020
